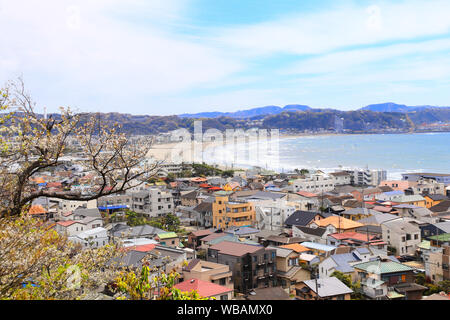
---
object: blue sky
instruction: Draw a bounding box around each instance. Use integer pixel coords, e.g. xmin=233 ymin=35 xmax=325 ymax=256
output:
xmin=1 ymin=0 xmax=450 ymax=115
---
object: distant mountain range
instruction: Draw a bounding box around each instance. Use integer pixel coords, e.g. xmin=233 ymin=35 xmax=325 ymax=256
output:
xmin=179 ymin=102 xmax=450 ymax=119
xmin=179 ymin=105 xmax=312 ymax=119
xmin=14 ymin=102 xmax=450 ymax=136
xmin=360 ymin=102 xmax=450 ymax=113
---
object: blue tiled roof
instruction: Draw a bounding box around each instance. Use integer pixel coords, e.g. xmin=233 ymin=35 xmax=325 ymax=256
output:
xmin=331 ymin=253 xmax=361 ymax=273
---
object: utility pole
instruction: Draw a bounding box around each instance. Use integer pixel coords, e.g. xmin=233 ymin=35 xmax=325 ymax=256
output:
xmin=314 ymin=265 xmax=319 ymax=300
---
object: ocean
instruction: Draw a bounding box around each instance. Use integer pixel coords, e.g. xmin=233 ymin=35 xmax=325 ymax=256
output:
xmin=203 ymin=132 xmax=450 ymax=179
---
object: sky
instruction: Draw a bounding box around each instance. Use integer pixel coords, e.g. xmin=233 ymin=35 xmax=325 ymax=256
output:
xmin=1 ymin=0 xmax=450 ymax=115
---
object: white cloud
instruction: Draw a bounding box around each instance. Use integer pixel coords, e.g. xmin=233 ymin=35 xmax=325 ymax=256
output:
xmin=216 ymin=0 xmax=450 ymax=56
xmin=0 ymin=0 xmax=242 ymax=113
xmin=283 ymin=38 xmax=450 ymax=75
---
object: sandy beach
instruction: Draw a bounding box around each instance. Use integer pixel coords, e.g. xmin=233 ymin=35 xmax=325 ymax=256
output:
xmin=146 ymin=132 xmax=338 ymax=165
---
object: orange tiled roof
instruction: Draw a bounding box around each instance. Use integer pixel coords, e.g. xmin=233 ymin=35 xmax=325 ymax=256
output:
xmin=29 ymin=205 xmax=47 ymax=215
xmin=280 ymin=243 xmax=310 ymax=253
xmin=313 ymin=216 xmax=363 ymax=230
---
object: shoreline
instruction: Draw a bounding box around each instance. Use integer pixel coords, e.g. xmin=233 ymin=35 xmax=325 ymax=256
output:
xmin=146 ymin=131 xmax=449 ymax=177
xmin=148 ymin=130 xmax=450 ymax=161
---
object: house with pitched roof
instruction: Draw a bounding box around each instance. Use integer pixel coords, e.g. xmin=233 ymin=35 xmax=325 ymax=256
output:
xmin=424 ymin=194 xmax=448 ymax=209
xmin=155 ymin=232 xmax=180 ymax=248
xmin=391 ymin=195 xmax=427 ymax=208
xmin=268 ymin=246 xmax=310 ymax=293
xmin=341 ymin=208 xmax=379 ymax=221
xmin=294 ymin=277 xmax=353 ymax=300
xmin=292 ymin=225 xmax=328 ymax=244
xmin=353 ymin=258 xmax=426 ymax=300
xmin=175 ymin=278 xmax=233 ymax=300
xmin=187 ymin=228 xmax=216 ymax=249
xmin=309 ymin=216 xmax=364 ymax=233
xmin=327 ymin=231 xmax=381 ymax=248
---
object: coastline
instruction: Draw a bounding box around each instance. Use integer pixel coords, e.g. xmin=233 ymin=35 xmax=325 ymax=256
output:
xmin=147 ymin=131 xmax=450 ymax=178
xmin=147 ymin=130 xmax=450 ymax=162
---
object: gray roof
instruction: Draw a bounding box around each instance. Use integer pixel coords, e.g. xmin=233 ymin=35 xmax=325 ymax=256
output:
xmin=355 ymin=225 xmax=382 ymax=234
xmin=425 ymin=194 xmax=448 ymax=201
xmin=244 ymin=191 xmax=286 ymax=201
xmin=330 ymin=253 xmax=361 ymax=273
xmin=224 ymin=226 xmax=260 ymax=235
xmin=294 ymin=225 xmax=327 ymax=237
xmin=431 ymin=222 xmax=450 ymax=234
xmin=358 ymin=212 xmax=399 ymax=225
xmin=344 ymin=208 xmax=379 ymax=216
xmin=73 ymin=207 xmax=102 ymax=219
xmin=285 ymin=211 xmax=322 ymax=227
xmin=303 ymin=277 xmax=353 ymax=297
xmin=267 ymin=246 xmax=294 ymax=258
xmin=382 ymin=218 xmax=421 ymax=233
xmin=111 ymin=224 xmax=165 ymax=238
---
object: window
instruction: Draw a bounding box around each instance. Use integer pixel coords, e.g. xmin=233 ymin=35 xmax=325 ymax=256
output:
xmin=220 ymin=295 xmax=228 ymax=300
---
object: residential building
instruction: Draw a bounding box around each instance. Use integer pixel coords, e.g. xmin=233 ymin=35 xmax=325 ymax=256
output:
xmin=212 ymin=193 xmax=256 ymax=230
xmin=329 ymin=171 xmax=352 ymax=186
xmin=381 ymin=218 xmax=421 ymax=256
xmin=292 ymin=173 xmax=336 ymax=193
xmin=175 ymin=278 xmax=233 ymax=300
xmin=346 ymin=168 xmax=387 ymax=186
xmin=206 ymin=241 xmax=277 ymax=293
xmin=155 ymin=232 xmax=180 ymax=248
xmin=402 ymin=173 xmax=450 ymax=185
xmin=309 ymin=216 xmax=364 ymax=233
xmin=391 ymin=195 xmax=427 ymax=208
xmin=292 ymin=226 xmax=329 ymax=244
xmin=353 ymin=259 xmax=426 ymax=300
xmin=424 ymin=194 xmax=448 ymax=208
xmin=131 ymin=188 xmax=174 ymax=217
xmin=341 ymin=208 xmax=378 ymax=221
xmin=294 ymin=277 xmax=353 ymax=300
xmin=269 ymin=246 xmax=310 ymax=293
xmin=181 ymin=259 xmax=233 ymax=290
xmin=109 ymin=224 xmax=165 ymax=240
xmin=284 ymin=210 xmax=327 ymax=228
xmin=68 ymin=227 xmax=108 ymax=249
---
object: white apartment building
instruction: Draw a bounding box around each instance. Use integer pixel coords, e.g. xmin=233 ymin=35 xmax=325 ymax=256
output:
xmin=157 ymin=162 xmax=184 ymax=178
xmin=68 ymin=227 xmax=109 ymax=249
xmin=381 ymin=218 xmax=421 ymax=256
xmin=329 ymin=171 xmax=352 ymax=186
xmin=252 ymin=199 xmax=296 ymax=231
xmin=346 ymin=169 xmax=387 ymax=186
xmin=50 ymin=198 xmax=98 ymax=217
xmin=131 ymin=188 xmax=175 ymax=217
xmin=292 ymin=173 xmax=336 ymax=193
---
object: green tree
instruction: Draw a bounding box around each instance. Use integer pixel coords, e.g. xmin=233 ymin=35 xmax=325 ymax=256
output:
xmin=114 ymin=264 xmax=212 ymax=300
xmin=330 ymin=271 xmax=364 ymax=300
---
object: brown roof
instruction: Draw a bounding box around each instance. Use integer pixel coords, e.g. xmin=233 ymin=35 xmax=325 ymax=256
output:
xmin=209 ymin=241 xmax=263 ymax=256
xmin=378 ymin=186 xmax=394 ymax=192
xmin=429 ymin=200 xmax=450 ymax=213
xmin=244 ymin=287 xmax=290 ymax=300
xmin=201 ymin=232 xmax=227 ymax=242
xmin=329 ymin=171 xmax=350 ymax=177
xmin=191 ymin=229 xmax=214 ymax=237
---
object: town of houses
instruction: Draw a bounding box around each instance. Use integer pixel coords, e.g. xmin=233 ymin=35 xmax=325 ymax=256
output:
xmin=27 ymin=158 xmax=450 ymax=301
